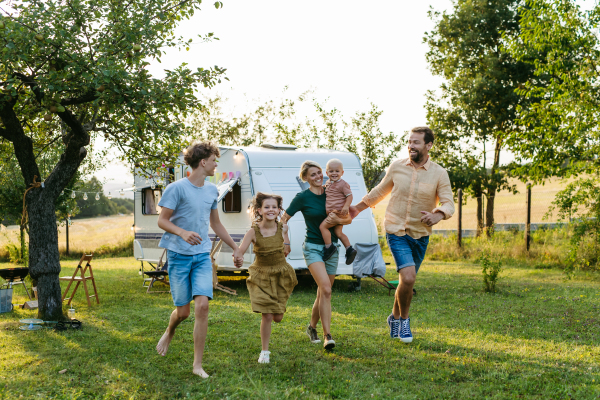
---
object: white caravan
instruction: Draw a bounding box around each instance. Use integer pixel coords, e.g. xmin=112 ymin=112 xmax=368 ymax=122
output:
xmin=132 ymin=144 xmax=380 ymax=277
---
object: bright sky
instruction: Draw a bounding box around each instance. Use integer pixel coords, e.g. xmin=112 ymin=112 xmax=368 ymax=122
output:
xmin=97 ymin=0 xmax=455 ymax=197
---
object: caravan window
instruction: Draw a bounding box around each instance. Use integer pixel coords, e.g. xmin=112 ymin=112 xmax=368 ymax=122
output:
xmin=142 ymin=188 xmax=162 ymax=215
xmin=222 ymin=182 xmax=241 ymax=213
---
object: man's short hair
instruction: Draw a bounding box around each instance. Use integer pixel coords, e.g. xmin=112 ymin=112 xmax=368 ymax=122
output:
xmin=411 ymin=126 xmax=435 ymax=144
xmin=183 ymin=141 xmax=220 ymax=169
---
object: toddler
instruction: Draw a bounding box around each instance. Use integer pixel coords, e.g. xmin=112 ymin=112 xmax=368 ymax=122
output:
xmin=320 ymin=159 xmax=357 ymax=265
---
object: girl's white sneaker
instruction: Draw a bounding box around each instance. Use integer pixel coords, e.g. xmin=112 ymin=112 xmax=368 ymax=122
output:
xmin=258 ymin=350 xmax=270 ymax=364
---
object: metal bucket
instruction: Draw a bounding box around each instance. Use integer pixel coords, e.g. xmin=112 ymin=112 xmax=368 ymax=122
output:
xmin=0 ymin=288 xmax=14 ymax=313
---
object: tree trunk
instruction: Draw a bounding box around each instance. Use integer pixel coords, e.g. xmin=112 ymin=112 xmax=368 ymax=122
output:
xmin=476 ymin=195 xmax=484 ymax=237
xmin=485 ymin=194 xmax=495 ymax=237
xmin=2 ymin=78 xmax=90 ymax=321
xmin=20 ymin=224 xmax=26 ymax=265
xmin=485 ymin=138 xmax=502 ymax=237
xmin=28 ymin=190 xmax=64 ymax=321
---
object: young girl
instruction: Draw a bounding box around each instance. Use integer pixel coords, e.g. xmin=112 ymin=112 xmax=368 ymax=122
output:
xmin=234 ymin=192 xmax=298 ymax=364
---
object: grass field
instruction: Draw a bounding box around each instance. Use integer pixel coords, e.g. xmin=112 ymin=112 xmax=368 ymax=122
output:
xmin=1 ymin=256 xmax=599 ymax=399
xmin=0 ymin=215 xmax=134 ymax=260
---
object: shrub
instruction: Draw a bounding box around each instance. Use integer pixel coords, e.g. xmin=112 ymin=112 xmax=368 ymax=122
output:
xmin=480 ymin=252 xmax=502 ymax=293
xmin=550 ymin=177 xmax=600 ymax=275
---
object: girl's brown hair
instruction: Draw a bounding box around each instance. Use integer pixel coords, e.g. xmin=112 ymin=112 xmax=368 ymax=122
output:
xmin=250 ymin=192 xmax=284 ymax=222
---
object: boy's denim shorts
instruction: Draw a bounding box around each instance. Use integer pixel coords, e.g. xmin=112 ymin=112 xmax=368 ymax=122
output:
xmin=386 ymin=233 xmax=429 ymax=274
xmin=302 ymin=242 xmax=340 ymax=275
xmin=167 ymin=250 xmax=213 ymax=306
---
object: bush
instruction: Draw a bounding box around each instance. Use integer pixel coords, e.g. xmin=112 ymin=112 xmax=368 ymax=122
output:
xmin=550 ymin=178 xmax=600 ymax=275
xmin=480 ymin=252 xmax=502 ymax=293
xmin=426 ymin=227 xmax=571 ymax=268
xmin=6 ymin=242 xmax=28 ymax=265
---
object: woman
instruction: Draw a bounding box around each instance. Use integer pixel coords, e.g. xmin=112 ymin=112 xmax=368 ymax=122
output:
xmin=281 ymin=160 xmax=338 ymax=350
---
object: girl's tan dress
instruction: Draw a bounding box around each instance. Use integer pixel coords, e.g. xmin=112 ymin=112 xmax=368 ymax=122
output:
xmin=246 ymin=222 xmax=298 ymax=314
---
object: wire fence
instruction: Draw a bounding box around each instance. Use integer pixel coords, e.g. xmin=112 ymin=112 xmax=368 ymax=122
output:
xmin=434 ymin=188 xmax=562 ymax=231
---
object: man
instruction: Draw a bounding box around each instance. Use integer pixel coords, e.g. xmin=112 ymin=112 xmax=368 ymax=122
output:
xmin=155 ymin=141 xmax=240 ymax=378
xmin=350 ymin=126 xmax=454 ymax=343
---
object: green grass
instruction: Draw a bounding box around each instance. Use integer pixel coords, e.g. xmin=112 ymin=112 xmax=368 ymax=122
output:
xmin=1 ymin=257 xmax=599 ymax=399
xmin=425 ymin=228 xmax=575 ymax=268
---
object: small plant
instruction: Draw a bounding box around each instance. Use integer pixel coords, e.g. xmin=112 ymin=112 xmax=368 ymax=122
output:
xmin=6 ymin=242 xmax=28 ymax=266
xmin=480 ymin=252 xmax=503 ymax=293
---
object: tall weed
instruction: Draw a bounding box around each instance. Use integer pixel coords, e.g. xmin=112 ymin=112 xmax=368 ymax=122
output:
xmin=426 ymin=228 xmax=570 ymax=267
xmin=480 ymin=252 xmax=503 ymax=293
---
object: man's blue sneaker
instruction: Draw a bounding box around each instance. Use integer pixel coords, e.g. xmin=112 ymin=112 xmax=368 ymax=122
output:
xmin=387 ymin=314 xmax=400 ymax=338
xmin=399 ymin=317 xmax=413 ymax=343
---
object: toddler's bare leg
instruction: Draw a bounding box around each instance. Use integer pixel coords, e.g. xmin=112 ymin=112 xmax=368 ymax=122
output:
xmin=319 ymin=220 xmax=336 ymax=245
xmin=334 ymin=225 xmax=350 ymax=248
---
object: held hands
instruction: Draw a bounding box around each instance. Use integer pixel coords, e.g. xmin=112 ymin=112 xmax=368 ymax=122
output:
xmin=180 ymin=230 xmax=202 ymax=245
xmin=420 ymin=211 xmax=444 ymax=227
xmin=348 ymin=205 xmax=360 ymax=220
xmin=232 ymin=249 xmax=243 ymax=268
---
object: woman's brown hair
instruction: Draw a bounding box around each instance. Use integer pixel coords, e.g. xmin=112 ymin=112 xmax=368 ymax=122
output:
xmin=299 ymin=160 xmax=322 ymax=182
xmin=250 ymin=192 xmax=284 ymax=222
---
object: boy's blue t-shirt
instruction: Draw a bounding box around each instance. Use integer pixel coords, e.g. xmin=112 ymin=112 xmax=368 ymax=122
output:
xmin=158 ymin=178 xmax=218 ymax=255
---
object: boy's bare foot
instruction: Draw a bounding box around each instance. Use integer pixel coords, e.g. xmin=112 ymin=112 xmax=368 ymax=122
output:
xmin=156 ymin=330 xmax=173 ymax=356
xmin=192 ymin=366 xmax=209 ymax=378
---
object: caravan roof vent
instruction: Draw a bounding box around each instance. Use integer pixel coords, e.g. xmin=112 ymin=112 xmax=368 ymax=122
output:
xmin=261 ymin=143 xmax=297 ymax=150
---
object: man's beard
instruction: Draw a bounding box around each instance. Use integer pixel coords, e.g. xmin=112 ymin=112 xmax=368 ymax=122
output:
xmin=410 ymin=149 xmax=426 ymax=163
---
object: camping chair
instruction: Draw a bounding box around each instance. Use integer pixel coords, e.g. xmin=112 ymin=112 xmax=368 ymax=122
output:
xmin=60 ymin=253 xmax=99 ymax=306
xmin=143 ymin=249 xmax=170 ymax=294
xmin=210 ymin=238 xmax=237 ymax=296
xmin=134 ymin=240 xmax=162 ymax=287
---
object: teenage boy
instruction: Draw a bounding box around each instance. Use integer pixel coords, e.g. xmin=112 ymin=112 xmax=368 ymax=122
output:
xmin=155 ymin=141 xmax=240 ymax=378
xmin=350 ymin=127 xmax=454 ymax=343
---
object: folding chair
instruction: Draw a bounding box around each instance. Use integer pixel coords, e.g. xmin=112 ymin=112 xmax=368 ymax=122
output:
xmin=134 ymin=240 xmax=161 ymax=287
xmin=143 ymin=249 xmax=170 ymax=294
xmin=60 ymin=253 xmax=99 ymax=306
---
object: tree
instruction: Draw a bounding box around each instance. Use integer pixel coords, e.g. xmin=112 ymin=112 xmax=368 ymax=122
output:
xmin=505 ymin=0 xmax=600 ymax=272
xmin=0 ymin=0 xmax=226 ymax=320
xmin=505 ymin=0 xmax=600 ymax=179
xmin=424 ymin=0 xmax=537 ymax=235
xmin=341 ymin=104 xmax=404 ymax=190
xmin=189 ymin=94 xmax=404 ymax=190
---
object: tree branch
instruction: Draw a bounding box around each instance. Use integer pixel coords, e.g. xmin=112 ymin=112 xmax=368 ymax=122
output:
xmin=61 ymin=92 xmax=98 ymax=106
xmin=0 ymin=103 xmax=41 ymax=188
xmin=14 ymin=72 xmax=44 ymax=104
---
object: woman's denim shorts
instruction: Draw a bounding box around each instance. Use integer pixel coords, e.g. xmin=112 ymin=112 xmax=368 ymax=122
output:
xmin=302 ymin=242 xmax=340 ymax=275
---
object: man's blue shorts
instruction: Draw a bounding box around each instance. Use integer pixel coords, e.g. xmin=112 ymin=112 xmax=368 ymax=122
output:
xmin=167 ymin=250 xmax=213 ymax=306
xmin=386 ymin=233 xmax=429 ymax=274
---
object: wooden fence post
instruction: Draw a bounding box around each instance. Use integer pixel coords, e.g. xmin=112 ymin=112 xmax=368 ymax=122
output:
xmin=457 ymin=188 xmax=463 ymax=248
xmin=526 ymin=184 xmax=532 ymax=252
xmin=66 ymin=216 xmax=70 ymax=256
